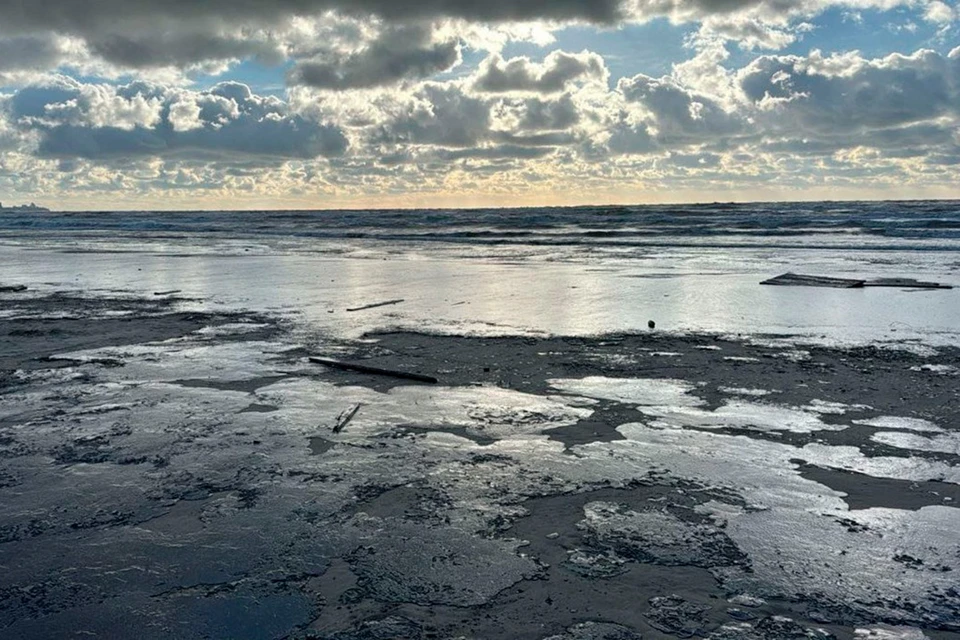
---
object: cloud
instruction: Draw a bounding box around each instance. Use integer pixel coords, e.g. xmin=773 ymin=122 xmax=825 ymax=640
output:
xmin=0 ymin=34 xmax=99 ymax=86
xmin=6 ymin=79 xmax=348 ymax=161
xmin=359 ymin=81 xmax=594 ymax=159
xmin=0 ymin=0 xmax=627 ymax=37
xmin=5 ymin=0 xmax=938 ymax=39
xmin=697 ymin=16 xmax=799 ymax=49
xmin=598 ymin=45 xmax=960 ymax=165
xmin=0 ymin=0 xmax=949 ymax=82
xmin=0 ymin=35 xmax=74 ymax=73
xmin=507 ymin=94 xmax=582 ymax=131
xmin=924 ymin=0 xmax=956 ymax=23
xmin=624 ymin=0 xmax=926 ymax=24
xmin=86 ymin=31 xmax=285 ymax=69
xmin=373 ymin=83 xmax=492 ymax=147
xmin=435 ymin=144 xmax=556 ymax=161
xmin=740 ymin=48 xmax=959 ymax=132
xmin=3 ymin=41 xmax=960 ymax=203
xmin=617 ymin=72 xmax=743 ymax=145
xmin=288 ymin=24 xmax=461 ymax=89
xmin=473 ymin=50 xmax=608 ymax=93
xmin=37 ymin=83 xmax=164 ymax=131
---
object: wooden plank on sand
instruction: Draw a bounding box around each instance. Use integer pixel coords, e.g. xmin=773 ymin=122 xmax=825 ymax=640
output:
xmin=760 ymin=272 xmax=865 ymax=288
xmin=863 ymin=278 xmax=953 ymax=289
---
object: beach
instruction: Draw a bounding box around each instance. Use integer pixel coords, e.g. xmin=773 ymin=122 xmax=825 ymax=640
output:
xmin=1 ymin=205 xmax=960 ymax=639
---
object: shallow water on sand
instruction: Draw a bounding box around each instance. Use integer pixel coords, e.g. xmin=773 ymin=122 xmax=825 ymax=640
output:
xmin=2 ymin=244 xmax=958 ymax=346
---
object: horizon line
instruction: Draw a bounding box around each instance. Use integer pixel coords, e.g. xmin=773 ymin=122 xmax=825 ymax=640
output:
xmin=10 ymin=195 xmax=960 ymax=214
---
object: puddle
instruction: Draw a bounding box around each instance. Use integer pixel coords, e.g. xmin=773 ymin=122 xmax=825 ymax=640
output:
xmin=549 ymin=376 xmax=703 ymax=407
xmin=642 ymin=400 xmax=837 ymax=434
xmin=870 ymin=431 xmax=960 ymax=455
xmin=853 ymin=417 xmax=943 ymax=433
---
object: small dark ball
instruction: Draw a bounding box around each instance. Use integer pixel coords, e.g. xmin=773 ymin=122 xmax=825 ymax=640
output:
xmin=648 ymin=320 xmax=656 ymax=329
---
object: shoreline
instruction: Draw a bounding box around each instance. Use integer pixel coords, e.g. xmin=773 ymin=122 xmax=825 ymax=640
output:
xmin=2 ymin=243 xmax=958 ymax=350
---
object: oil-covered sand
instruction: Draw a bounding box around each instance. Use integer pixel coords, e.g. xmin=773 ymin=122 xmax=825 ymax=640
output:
xmin=1 ymin=290 xmax=959 ymax=639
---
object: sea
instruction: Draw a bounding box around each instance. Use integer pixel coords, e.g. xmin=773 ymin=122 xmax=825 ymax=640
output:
xmin=1 ymin=200 xmax=959 ymax=346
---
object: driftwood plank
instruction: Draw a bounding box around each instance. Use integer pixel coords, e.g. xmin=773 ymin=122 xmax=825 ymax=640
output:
xmin=346 ymin=299 xmax=405 ymax=312
xmin=309 ymin=357 xmax=438 ymax=384
xmin=761 ymin=272 xmax=952 ymax=290
xmin=863 ymin=278 xmax=953 ymax=289
xmin=760 ymin=273 xmax=865 ymax=288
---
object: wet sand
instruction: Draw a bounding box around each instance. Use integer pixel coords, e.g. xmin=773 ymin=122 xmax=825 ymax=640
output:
xmin=1 ymin=289 xmax=960 ymax=639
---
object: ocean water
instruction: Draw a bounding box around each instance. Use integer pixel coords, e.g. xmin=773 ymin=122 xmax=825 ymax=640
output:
xmin=2 ymin=200 xmax=960 ymax=254
xmin=1 ymin=201 xmax=959 ymax=345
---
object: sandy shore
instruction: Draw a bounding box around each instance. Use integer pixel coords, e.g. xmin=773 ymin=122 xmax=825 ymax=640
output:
xmin=1 ymin=288 xmax=959 ymax=639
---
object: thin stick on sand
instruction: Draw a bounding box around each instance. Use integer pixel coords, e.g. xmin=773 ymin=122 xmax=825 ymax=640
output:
xmin=346 ymin=299 xmax=405 ymax=312
xmin=332 ymin=403 xmax=361 ymax=433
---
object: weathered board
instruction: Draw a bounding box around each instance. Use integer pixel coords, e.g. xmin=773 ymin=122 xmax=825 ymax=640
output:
xmin=760 ymin=273 xmax=865 ymax=288
xmin=760 ymin=272 xmax=953 ymax=290
xmin=862 ymin=278 xmax=953 ymax=289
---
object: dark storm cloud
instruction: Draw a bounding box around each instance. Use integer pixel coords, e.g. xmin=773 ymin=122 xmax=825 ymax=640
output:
xmin=0 ymin=1 xmax=630 ymax=73
xmin=36 ymin=117 xmax=347 ymax=160
xmin=2 ymin=0 xmax=831 ymax=35
xmin=9 ymin=80 xmax=347 ymax=161
xmin=88 ymin=32 xmax=284 ymax=69
xmin=0 ymin=35 xmax=68 ymax=72
xmin=0 ymin=0 xmax=628 ymax=35
xmin=287 ymin=25 xmax=460 ymax=89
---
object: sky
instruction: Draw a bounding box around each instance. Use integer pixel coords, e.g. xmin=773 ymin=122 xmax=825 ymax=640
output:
xmin=0 ymin=0 xmax=959 ymax=210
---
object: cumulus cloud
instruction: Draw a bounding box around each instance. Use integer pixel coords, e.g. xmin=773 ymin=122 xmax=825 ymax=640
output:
xmin=597 ymin=44 xmax=960 ymax=166
xmin=288 ymin=24 xmax=461 ymax=89
xmin=6 ymin=79 xmax=347 ymax=161
xmin=374 ymin=83 xmax=493 ymax=147
xmin=2 ymin=34 xmax=960 ymax=202
xmin=924 ymin=0 xmax=956 ymax=23
xmin=473 ymin=50 xmax=608 ymax=93
xmin=167 ymin=98 xmax=204 ymax=132
xmin=697 ymin=16 xmax=799 ymax=49
xmin=740 ymin=48 xmax=959 ymax=132
xmin=616 ymin=72 xmax=743 ymax=146
xmin=498 ymin=94 xmax=582 ymax=131
xmin=37 ymin=83 xmax=164 ymax=131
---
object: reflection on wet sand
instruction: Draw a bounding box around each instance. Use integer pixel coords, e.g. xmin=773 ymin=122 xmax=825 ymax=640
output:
xmin=1 ymin=289 xmax=959 ymax=638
